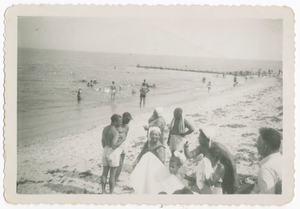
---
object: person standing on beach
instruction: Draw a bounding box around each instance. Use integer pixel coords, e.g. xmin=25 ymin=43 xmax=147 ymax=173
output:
xmin=143 ymin=79 xmax=148 ymax=87
xmin=255 ymin=128 xmax=282 ymax=194
xmin=140 ymin=83 xmax=150 ymax=109
xmin=277 ymin=69 xmax=282 ymax=76
xmin=258 ymin=68 xmax=261 ymax=77
xmin=115 ymin=112 xmax=133 ymax=182
xmin=184 ymin=127 xmax=239 ymax=194
xmin=168 ymin=108 xmax=194 ymax=155
xmin=110 ymin=81 xmax=117 ymax=100
xmin=207 ymin=82 xmax=211 ymax=93
xmin=233 ymin=76 xmax=238 ymax=87
xmin=202 ymin=77 xmax=206 ymax=83
xmin=101 ymin=114 xmax=123 ymax=194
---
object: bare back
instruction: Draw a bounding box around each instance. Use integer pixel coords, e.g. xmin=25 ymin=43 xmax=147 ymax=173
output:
xmin=102 ymin=125 xmax=119 ymax=148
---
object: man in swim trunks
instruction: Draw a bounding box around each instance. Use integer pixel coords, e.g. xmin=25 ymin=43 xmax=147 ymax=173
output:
xmin=115 ymin=112 xmax=133 ymax=182
xmin=101 ymin=114 xmax=123 ymax=194
xmin=110 ymin=81 xmax=117 ymax=99
xmin=168 ymin=108 xmax=194 ymax=155
xmin=140 ymin=83 xmax=149 ymax=109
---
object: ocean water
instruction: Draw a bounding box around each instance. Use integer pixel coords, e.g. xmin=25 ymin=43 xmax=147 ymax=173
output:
xmin=17 ymin=48 xmax=282 ymax=146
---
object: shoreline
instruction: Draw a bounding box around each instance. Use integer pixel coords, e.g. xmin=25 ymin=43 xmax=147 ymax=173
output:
xmin=17 ymin=76 xmax=282 ymax=194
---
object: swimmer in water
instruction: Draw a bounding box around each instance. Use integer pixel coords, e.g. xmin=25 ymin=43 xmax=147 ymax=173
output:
xmin=110 ymin=81 xmax=117 ymax=99
xmin=207 ymin=82 xmax=211 ymax=93
xmin=77 ymin=87 xmax=82 ymax=101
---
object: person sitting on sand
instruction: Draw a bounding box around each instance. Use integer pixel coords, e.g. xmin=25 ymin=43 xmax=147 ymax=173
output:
xmin=101 ymin=114 xmax=123 ymax=194
xmin=140 ymin=83 xmax=150 ymax=109
xmin=133 ymin=127 xmax=166 ymax=167
xmin=77 ymin=87 xmax=82 ymax=101
xmin=207 ymin=82 xmax=211 ymax=93
xmin=169 ymin=151 xmax=195 ymax=188
xmin=144 ymin=107 xmax=166 ymax=144
xmin=110 ymin=81 xmax=117 ymax=99
xmin=191 ymin=146 xmax=225 ymax=194
xmin=115 ymin=112 xmax=133 ymax=182
xmin=254 ymin=127 xmax=282 ymax=194
xmin=184 ymin=127 xmax=239 ymax=194
xmin=168 ymin=108 xmax=194 ymax=155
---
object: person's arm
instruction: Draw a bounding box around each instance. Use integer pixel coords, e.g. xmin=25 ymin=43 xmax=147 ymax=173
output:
xmin=217 ymin=143 xmax=239 ymax=192
xmin=146 ymin=88 xmax=150 ymax=93
xmin=148 ymin=114 xmax=157 ymax=124
xmin=101 ymin=130 xmax=106 ymax=148
xmin=207 ymin=163 xmax=225 ymax=186
xmin=133 ymin=142 xmax=148 ymax=167
xmin=111 ymin=130 xmax=120 ymax=149
xmin=184 ymin=174 xmax=196 ymax=186
xmin=156 ymin=147 xmax=165 ymax=164
xmin=183 ymin=142 xmax=202 ymax=159
xmin=180 ymin=119 xmax=194 ymax=137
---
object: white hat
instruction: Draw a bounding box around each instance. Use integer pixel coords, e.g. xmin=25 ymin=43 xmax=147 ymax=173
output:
xmin=201 ymin=127 xmax=216 ymax=140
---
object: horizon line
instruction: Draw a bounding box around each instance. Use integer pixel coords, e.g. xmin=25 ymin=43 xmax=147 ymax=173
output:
xmin=18 ymin=46 xmax=283 ymax=62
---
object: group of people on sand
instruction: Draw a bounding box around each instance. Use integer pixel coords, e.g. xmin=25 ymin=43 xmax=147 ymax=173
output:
xmin=99 ymin=106 xmax=282 ymax=195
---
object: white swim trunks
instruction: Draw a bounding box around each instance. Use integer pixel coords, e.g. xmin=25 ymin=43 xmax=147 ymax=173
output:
xmin=102 ymin=146 xmax=123 ymax=167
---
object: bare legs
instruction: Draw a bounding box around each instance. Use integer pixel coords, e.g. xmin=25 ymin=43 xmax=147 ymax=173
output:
xmin=101 ymin=166 xmax=109 ymax=194
xmin=101 ymin=166 xmax=118 ymax=194
xmin=116 ymin=153 xmax=125 ymax=182
xmin=140 ymin=97 xmax=146 ymax=109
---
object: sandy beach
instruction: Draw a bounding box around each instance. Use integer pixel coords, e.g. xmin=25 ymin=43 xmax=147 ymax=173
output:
xmin=17 ymin=75 xmax=282 ymax=194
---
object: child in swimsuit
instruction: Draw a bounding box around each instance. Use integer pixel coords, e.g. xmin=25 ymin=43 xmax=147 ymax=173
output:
xmin=169 ymin=152 xmax=195 ymax=188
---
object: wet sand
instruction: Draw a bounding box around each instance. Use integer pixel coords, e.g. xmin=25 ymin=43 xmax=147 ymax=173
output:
xmin=17 ymin=76 xmax=283 ymax=194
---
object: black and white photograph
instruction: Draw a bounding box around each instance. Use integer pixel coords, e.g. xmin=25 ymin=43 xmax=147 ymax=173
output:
xmin=3 ymin=5 xmax=295 ymax=205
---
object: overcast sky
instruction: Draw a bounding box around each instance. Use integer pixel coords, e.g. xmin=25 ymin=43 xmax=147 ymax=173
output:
xmin=18 ymin=17 xmax=282 ymax=60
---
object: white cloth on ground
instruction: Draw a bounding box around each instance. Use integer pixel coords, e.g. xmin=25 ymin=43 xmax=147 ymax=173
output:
xmin=130 ymin=152 xmax=184 ymax=194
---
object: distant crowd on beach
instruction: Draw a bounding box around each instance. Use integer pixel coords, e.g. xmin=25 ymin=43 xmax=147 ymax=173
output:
xmin=100 ymin=105 xmax=282 ymax=194
xmin=77 ymin=68 xmax=282 ymax=103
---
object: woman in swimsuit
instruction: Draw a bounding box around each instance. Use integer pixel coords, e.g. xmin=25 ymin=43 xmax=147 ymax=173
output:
xmin=133 ymin=127 xmax=166 ymax=167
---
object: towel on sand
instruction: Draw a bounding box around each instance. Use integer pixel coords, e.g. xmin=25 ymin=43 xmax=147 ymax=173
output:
xmin=130 ymin=152 xmax=184 ymax=194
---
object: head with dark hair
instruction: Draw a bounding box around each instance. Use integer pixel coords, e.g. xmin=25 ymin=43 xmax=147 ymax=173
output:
xmin=158 ymin=191 xmax=167 ymax=194
xmin=112 ymin=81 xmax=115 ymax=84
xmin=169 ymin=156 xmax=182 ymax=175
xmin=110 ymin=114 xmax=122 ymax=127
xmin=173 ymin=187 xmax=193 ymax=194
xmin=257 ymin=127 xmax=281 ymax=157
xmin=198 ymin=129 xmax=209 ymax=147
xmin=173 ymin=107 xmax=183 ymax=119
xmin=206 ymin=146 xmax=222 ymax=166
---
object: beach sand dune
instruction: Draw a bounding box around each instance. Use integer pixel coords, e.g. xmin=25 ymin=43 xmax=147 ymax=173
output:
xmin=17 ymin=76 xmax=282 ymax=194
